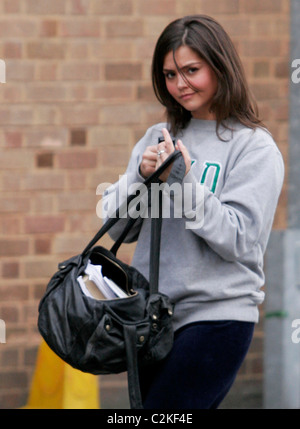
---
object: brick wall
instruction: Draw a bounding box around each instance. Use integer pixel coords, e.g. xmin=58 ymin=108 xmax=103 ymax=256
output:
xmin=0 ymin=0 xmax=289 ymax=409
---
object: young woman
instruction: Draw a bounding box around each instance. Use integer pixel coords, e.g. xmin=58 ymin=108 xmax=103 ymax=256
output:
xmin=102 ymin=15 xmax=284 ymax=409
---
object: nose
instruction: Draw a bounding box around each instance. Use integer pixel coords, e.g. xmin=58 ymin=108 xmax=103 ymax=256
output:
xmin=177 ymin=73 xmax=188 ymax=89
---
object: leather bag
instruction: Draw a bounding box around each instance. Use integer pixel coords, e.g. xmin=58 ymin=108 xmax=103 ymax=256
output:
xmin=37 ymin=150 xmax=186 ymax=409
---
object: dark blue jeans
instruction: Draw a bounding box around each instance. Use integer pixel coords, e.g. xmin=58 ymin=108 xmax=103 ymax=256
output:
xmin=139 ymin=320 xmax=254 ymax=409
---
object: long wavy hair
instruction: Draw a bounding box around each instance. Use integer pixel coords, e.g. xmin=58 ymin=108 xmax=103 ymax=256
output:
xmin=152 ymin=15 xmax=264 ymax=137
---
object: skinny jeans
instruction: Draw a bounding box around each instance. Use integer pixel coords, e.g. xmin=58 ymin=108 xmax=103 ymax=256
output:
xmin=139 ymin=320 xmax=255 ymax=409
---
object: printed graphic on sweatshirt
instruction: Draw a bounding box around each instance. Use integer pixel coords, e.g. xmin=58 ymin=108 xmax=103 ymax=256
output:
xmin=200 ymin=161 xmax=222 ymax=194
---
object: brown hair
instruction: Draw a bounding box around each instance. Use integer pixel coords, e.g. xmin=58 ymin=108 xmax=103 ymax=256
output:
xmin=151 ymin=15 xmax=263 ymax=137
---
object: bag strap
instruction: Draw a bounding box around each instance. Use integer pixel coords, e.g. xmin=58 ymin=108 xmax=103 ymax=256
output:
xmin=148 ymin=150 xmax=186 ymax=295
xmin=123 ymin=324 xmax=143 ymax=409
xmin=81 ymin=150 xmax=185 ymax=257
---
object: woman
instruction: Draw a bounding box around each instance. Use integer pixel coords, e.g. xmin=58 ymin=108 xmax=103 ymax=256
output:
xmin=102 ymin=15 xmax=284 ymax=409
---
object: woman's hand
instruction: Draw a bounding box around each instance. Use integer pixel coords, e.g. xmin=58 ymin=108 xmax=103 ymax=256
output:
xmin=139 ymin=128 xmax=191 ymax=181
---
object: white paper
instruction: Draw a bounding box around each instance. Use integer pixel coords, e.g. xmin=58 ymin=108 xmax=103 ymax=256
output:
xmin=78 ymin=260 xmax=128 ymax=300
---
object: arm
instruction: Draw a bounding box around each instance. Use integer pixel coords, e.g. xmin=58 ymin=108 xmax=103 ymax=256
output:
xmin=182 ymin=144 xmax=284 ymax=262
xmin=101 ymin=142 xmax=146 ymax=243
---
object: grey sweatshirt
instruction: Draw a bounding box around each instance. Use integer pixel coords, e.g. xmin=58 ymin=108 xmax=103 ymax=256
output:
xmin=102 ymin=118 xmax=284 ymax=331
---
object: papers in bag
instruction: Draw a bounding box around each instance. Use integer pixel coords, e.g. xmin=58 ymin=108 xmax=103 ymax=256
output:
xmin=77 ymin=261 xmax=128 ymax=300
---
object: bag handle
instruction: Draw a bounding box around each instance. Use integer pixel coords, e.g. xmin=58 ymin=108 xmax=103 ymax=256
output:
xmin=81 ymin=150 xmax=185 ymax=256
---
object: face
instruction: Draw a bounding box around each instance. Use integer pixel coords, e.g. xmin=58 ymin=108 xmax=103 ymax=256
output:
xmin=163 ymin=45 xmax=218 ymax=120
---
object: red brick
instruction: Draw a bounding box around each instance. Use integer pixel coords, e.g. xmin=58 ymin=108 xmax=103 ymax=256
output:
xmin=93 ymin=0 xmax=133 ymax=15
xmin=53 ymin=235 xmax=91 ymax=254
xmin=70 ymin=129 xmax=86 ymax=146
xmin=3 ymin=42 xmax=22 ymax=58
xmin=135 ymin=39 xmax=157 ymax=60
xmin=0 ymin=19 xmax=38 ymax=37
xmin=66 ymin=171 xmax=87 ymax=190
xmin=36 ymin=153 xmax=54 ymax=168
xmin=0 ymin=217 xmax=20 ymax=235
xmin=58 ymin=192 xmax=97 ymax=211
xmin=24 ymin=259 xmax=58 ymax=279
xmin=91 ymin=41 xmax=133 ymax=60
xmin=57 ymin=151 xmax=97 ymax=169
xmin=240 ymin=0 xmax=283 ymax=13
xmin=0 ymin=371 xmax=27 ymax=389
xmin=138 ymin=0 xmax=177 ymax=15
xmin=105 ymin=63 xmax=142 ymax=81
xmin=0 ymin=107 xmax=33 ymax=126
xmin=1 ymin=349 xmax=19 ymax=367
xmin=5 ymin=60 xmax=35 ymax=81
xmin=241 ymin=40 xmax=280 ymax=57
xmin=105 ymin=19 xmax=143 ymax=38
xmin=25 ymin=84 xmax=67 ymax=101
xmin=274 ymin=61 xmax=289 ymax=78
xmin=0 ymin=84 xmax=22 ymax=103
xmin=199 ymin=0 xmax=239 ymax=14
xmin=92 ymin=83 xmax=134 ymax=101
xmin=0 ymin=240 xmax=29 ymax=256
xmin=0 ymin=198 xmax=30 ymax=213
xmin=68 ymin=84 xmax=89 ymax=100
xmin=26 ymin=0 xmax=66 ymax=14
xmin=34 ymin=238 xmax=52 ymax=255
xmin=26 ymin=42 xmax=65 ymax=59
xmin=35 ymin=107 xmax=58 ymax=126
xmin=0 ymin=284 xmax=29 ymax=302
xmin=253 ymin=61 xmax=270 ymax=78
xmin=2 ymin=262 xmax=19 ymax=279
xmin=68 ymin=0 xmax=91 ymax=15
xmin=59 ymin=19 xmax=101 ymax=37
xmin=251 ymin=83 xmax=281 ymax=101
xmin=24 ymin=215 xmax=65 ymax=234
xmin=24 ymin=129 xmax=68 ymax=148
xmin=3 ymin=0 xmax=22 ymax=14
xmin=39 ymin=20 xmax=58 ymax=37
xmin=36 ymin=63 xmax=58 ymax=81
xmin=4 ymin=131 xmax=22 ymax=148
xmin=102 ymin=145 xmax=130 ymax=167
xmin=137 ymin=85 xmax=156 ymax=102
xmin=22 ymin=173 xmax=64 ymax=190
xmin=0 ymin=150 xmax=33 ymax=169
xmin=100 ymin=104 xmax=143 ymax=125
xmin=89 ymin=127 xmax=133 ymax=148
xmin=32 ymin=195 xmax=55 ymax=214
xmin=61 ymin=62 xmax=100 ymax=80
xmin=2 ymin=174 xmax=20 ymax=191
xmin=60 ymin=106 xmax=99 ymax=125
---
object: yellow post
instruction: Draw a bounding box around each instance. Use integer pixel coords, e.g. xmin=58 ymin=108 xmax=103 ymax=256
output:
xmin=23 ymin=340 xmax=100 ymax=409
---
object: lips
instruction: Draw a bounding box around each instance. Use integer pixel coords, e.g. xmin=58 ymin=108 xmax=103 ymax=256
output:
xmin=180 ymin=93 xmax=195 ymax=100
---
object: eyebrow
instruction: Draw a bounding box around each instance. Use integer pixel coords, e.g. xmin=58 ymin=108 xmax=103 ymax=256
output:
xmin=163 ymin=61 xmax=203 ymax=73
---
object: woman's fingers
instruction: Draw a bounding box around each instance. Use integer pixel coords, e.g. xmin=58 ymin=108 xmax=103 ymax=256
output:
xmin=161 ymin=128 xmax=175 ymax=154
xmin=140 ymin=145 xmax=158 ymax=178
xmin=176 ymin=140 xmax=191 ymax=176
xmin=140 ymin=129 xmax=191 ymax=180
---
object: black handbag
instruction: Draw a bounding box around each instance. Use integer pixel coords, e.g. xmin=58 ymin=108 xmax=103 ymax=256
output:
xmin=37 ymin=150 xmax=186 ymax=409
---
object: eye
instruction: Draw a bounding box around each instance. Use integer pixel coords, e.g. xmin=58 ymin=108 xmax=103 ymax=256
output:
xmin=163 ymin=71 xmax=176 ymax=80
xmin=187 ymin=67 xmax=198 ymax=75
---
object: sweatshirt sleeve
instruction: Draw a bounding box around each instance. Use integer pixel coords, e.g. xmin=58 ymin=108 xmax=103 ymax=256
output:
xmin=182 ymin=143 xmax=284 ymax=262
xmin=101 ymin=146 xmax=145 ymax=243
xmin=101 ymin=125 xmax=162 ymax=243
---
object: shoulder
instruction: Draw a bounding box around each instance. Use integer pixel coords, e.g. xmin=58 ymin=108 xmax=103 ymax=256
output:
xmin=226 ymin=120 xmax=282 ymax=157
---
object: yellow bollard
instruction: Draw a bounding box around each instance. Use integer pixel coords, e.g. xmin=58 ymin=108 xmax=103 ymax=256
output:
xmin=23 ymin=340 xmax=100 ymax=409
